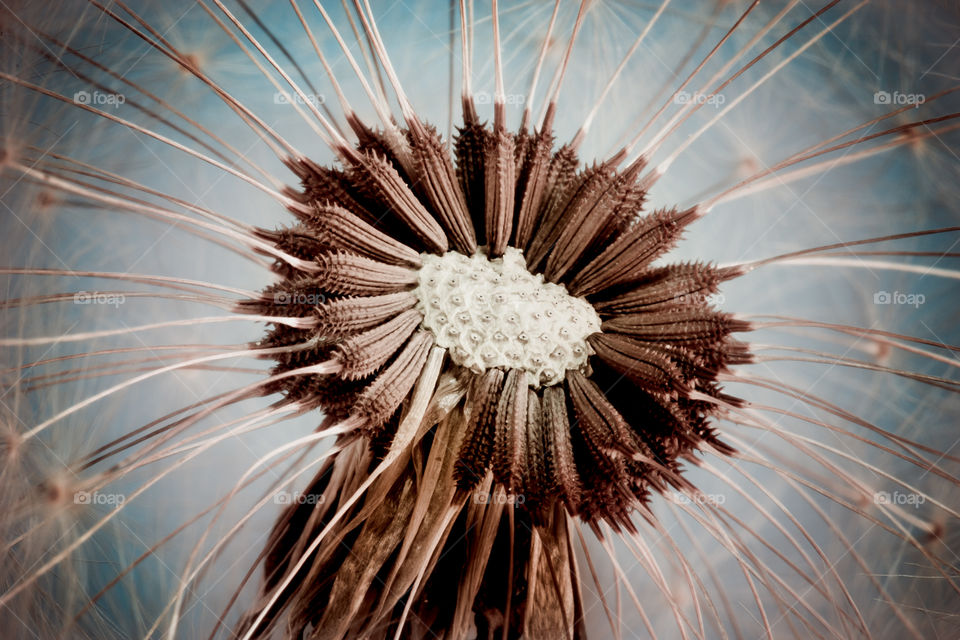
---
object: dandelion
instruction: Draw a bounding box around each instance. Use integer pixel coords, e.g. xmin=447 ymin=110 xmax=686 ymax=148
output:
xmin=1 ymin=1 xmax=959 ymax=639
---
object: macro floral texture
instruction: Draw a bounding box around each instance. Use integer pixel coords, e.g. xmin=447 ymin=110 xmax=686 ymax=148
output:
xmin=1 ymin=1 xmax=959 ymax=639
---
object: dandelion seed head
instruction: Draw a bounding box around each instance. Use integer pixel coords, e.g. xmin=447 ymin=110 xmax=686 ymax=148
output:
xmin=247 ymin=102 xmax=755 ymax=536
xmin=2 ymin=0 xmax=960 ymax=637
xmin=414 ymin=248 xmax=599 ymax=386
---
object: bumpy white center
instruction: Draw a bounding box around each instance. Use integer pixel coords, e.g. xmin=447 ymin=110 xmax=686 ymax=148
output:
xmin=414 ymin=247 xmax=601 ymax=387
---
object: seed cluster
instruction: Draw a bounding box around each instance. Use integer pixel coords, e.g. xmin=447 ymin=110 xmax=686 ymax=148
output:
xmin=414 ymin=248 xmax=600 ymax=386
xmin=241 ymin=112 xmax=751 ymax=528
